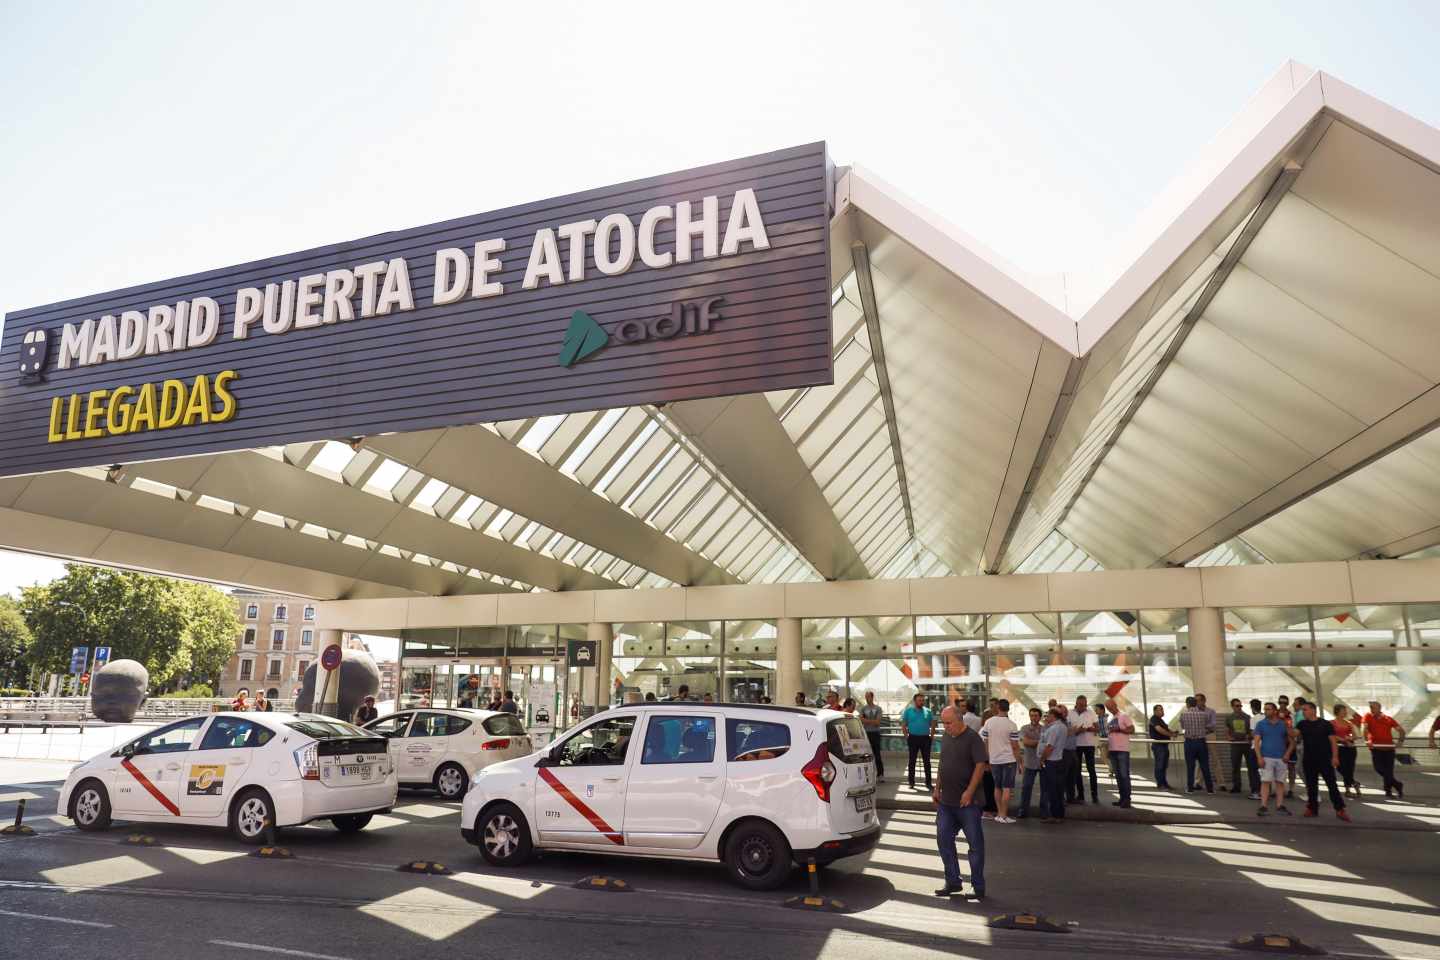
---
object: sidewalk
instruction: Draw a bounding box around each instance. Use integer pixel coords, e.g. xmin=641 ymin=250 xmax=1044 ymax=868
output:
xmin=874 ymin=758 xmax=1440 ymax=831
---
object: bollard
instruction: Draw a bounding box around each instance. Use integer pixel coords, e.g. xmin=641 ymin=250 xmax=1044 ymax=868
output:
xmin=250 ymin=818 xmax=294 ymax=859
xmin=2 ymin=797 xmax=36 ymax=836
xmin=807 ymin=857 xmax=820 ymax=897
xmin=265 ymin=818 xmax=277 ymax=847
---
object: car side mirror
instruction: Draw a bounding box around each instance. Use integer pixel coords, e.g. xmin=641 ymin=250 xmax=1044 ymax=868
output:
xmin=119 ymin=743 xmax=135 ymax=758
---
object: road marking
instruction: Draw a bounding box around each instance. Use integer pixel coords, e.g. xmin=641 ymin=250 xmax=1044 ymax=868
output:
xmin=209 ymin=940 xmax=354 ymax=960
xmin=358 ymin=887 xmax=496 ymax=940
xmin=0 ymin=791 xmax=42 ymax=803
xmin=41 ymin=855 xmax=161 ymax=890
xmin=389 ymin=803 xmax=454 ymax=819
xmin=0 ymin=908 xmax=113 ymax=928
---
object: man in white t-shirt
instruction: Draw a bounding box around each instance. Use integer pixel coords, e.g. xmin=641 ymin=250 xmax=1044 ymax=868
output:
xmin=1069 ymin=695 xmax=1101 ymax=805
xmin=980 ymin=699 xmax=1020 ymax=823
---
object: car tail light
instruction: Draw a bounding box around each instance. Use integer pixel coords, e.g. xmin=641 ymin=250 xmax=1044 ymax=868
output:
xmin=801 ymin=742 xmax=835 ymax=802
xmin=293 ymin=742 xmax=319 ymax=780
xmin=481 ymin=738 xmax=511 ymax=751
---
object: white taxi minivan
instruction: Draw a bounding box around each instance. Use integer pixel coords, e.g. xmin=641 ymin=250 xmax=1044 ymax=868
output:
xmin=362 ymin=708 xmax=533 ymax=799
xmin=459 ymin=704 xmax=879 ymax=889
xmin=58 ymin=712 xmax=397 ymax=842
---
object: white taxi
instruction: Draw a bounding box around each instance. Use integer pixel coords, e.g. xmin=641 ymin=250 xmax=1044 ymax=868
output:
xmin=459 ymin=704 xmax=879 ymax=890
xmin=57 ymin=712 xmax=397 ymax=843
xmin=363 ymin=708 xmax=533 ymax=799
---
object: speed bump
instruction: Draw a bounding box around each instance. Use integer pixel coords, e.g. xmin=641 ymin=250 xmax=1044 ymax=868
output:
xmin=397 ymin=861 xmax=453 ymax=876
xmin=575 ymin=876 xmax=632 ymax=892
xmin=987 ymin=912 xmax=1071 ymax=933
xmin=123 ymin=833 xmax=157 ymax=846
xmin=1230 ymin=933 xmax=1324 ymax=955
xmin=250 ymin=844 xmax=295 ymax=859
xmin=782 ymin=894 xmax=850 ymax=913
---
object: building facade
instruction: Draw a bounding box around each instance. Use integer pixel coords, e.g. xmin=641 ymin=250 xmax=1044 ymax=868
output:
xmin=220 ymin=591 xmax=322 ymax=698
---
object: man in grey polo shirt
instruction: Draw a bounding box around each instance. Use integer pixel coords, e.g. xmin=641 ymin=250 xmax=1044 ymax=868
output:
xmin=1016 ymin=706 xmax=1044 ymax=819
xmin=859 ymin=691 xmax=886 ymax=782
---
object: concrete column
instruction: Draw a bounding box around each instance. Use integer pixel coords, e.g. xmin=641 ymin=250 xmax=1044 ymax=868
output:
xmin=1186 ymin=608 xmax=1227 ymax=703
xmin=777 ymin=617 xmax=802 ymax=704
xmin=587 ymin=622 xmax=613 ymax=707
xmin=317 ymin=629 xmax=343 ymax=718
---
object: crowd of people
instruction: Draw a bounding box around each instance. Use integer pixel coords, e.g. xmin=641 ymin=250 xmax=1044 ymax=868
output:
xmin=846 ymin=690 xmax=1419 ymax=902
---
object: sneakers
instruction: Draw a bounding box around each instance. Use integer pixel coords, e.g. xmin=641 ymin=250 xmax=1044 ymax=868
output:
xmin=1303 ymin=807 xmax=1317 ymax=818
xmin=995 ymin=816 xmax=1016 ymax=824
xmin=1256 ymin=807 xmax=1268 ymax=817
xmin=1277 ymin=805 xmax=1293 ymax=816
xmin=982 ymin=812 xmax=996 ymax=820
xmin=1228 ymin=786 xmax=1241 ymax=793
xmin=1336 ymin=808 xmax=1352 ymax=822
xmin=1248 ymin=793 xmax=1261 ymax=800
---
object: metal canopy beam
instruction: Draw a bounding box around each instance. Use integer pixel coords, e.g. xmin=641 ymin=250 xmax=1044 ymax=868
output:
xmin=1051 ymin=158 xmax=1307 ymax=541
xmin=666 ymin=394 xmax=870 ymax=581
xmin=362 ymin=426 xmax=734 ymax=588
xmin=850 ymin=241 xmax=914 ymax=542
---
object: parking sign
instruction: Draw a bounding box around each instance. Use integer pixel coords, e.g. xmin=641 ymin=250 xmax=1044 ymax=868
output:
xmin=69 ymin=646 xmax=89 ymax=675
xmin=93 ymin=646 xmax=111 ymax=670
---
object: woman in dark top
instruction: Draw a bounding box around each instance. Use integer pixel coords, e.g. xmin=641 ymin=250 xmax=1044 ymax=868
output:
xmin=1147 ymin=705 xmax=1174 ymax=790
xmin=1331 ymin=704 xmax=1361 ymax=797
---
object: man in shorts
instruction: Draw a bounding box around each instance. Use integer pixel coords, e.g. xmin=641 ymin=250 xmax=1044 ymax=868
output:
xmin=1253 ymin=701 xmax=1294 ymax=816
xmin=980 ymin=699 xmax=1019 ymax=823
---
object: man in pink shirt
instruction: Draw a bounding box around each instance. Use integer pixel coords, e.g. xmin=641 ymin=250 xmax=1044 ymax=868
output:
xmin=1105 ymin=700 xmax=1135 ymax=808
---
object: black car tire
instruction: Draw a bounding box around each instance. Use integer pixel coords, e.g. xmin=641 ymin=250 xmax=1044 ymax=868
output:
xmin=331 ymin=813 xmax=373 ymax=833
xmin=230 ymin=787 xmax=276 ymax=845
xmin=70 ymin=779 xmax=112 ymax=832
xmin=476 ymin=803 xmax=533 ymax=867
xmin=434 ymin=762 xmax=469 ymax=800
xmin=724 ymin=821 xmax=792 ymax=891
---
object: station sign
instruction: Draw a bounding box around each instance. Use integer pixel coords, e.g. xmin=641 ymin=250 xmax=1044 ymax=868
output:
xmin=68 ymin=646 xmax=88 ymax=675
xmin=0 ymin=144 xmax=834 ymax=479
xmin=566 ymin=639 xmax=598 ymax=668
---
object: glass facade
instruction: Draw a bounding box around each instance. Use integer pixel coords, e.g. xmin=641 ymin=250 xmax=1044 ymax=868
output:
xmin=393 ymin=604 xmax=1440 ymax=742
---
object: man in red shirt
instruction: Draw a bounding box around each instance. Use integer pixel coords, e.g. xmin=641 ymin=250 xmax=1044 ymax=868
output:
xmin=1363 ymin=700 xmax=1405 ymax=799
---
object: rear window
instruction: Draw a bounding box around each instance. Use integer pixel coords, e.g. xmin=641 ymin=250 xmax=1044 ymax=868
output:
xmin=447 ymin=716 xmax=473 ymax=736
xmin=285 ymin=719 xmax=369 ymax=739
xmin=726 ymin=719 xmax=791 ymax=762
xmin=827 ymin=717 xmax=871 ymax=762
xmin=483 ymin=714 xmax=526 ymax=737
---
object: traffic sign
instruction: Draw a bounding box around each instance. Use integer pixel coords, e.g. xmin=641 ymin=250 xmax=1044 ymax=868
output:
xmin=567 ymin=639 xmax=597 ymax=667
xmin=79 ymin=672 xmax=90 ymax=684
xmin=68 ymin=646 xmax=89 ymax=675
xmin=320 ymin=644 xmax=342 ymax=671
xmin=93 ymin=646 xmax=112 ymax=670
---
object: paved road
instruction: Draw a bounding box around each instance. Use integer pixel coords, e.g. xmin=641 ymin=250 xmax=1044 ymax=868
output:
xmin=3 ymin=758 xmax=1439 ymax=960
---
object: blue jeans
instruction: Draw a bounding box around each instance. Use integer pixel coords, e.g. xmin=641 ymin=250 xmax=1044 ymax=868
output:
xmin=1152 ymin=743 xmax=1170 ymax=787
xmin=1040 ymin=762 xmax=1066 ymax=818
xmin=1112 ymin=751 xmax=1131 ymax=803
xmin=936 ymin=802 xmax=985 ymax=894
xmin=1184 ymin=739 xmax=1214 ymax=790
xmin=1018 ymin=766 xmax=1039 ymax=816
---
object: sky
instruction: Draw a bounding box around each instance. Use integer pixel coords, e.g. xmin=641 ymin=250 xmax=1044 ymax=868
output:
xmin=1 ymin=1 xmax=1438 ymax=600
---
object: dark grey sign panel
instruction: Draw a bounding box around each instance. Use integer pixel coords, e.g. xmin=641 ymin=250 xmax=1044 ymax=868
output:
xmin=0 ymin=143 xmax=832 ymax=478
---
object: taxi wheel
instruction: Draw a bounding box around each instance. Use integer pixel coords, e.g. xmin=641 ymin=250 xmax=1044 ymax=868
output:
xmin=724 ymin=821 xmax=791 ymax=891
xmin=434 ymin=763 xmax=469 ymax=800
xmin=70 ymin=780 xmax=111 ymax=832
xmin=331 ymin=814 xmax=373 ymax=833
xmin=230 ymin=788 xmax=276 ymax=844
xmin=477 ymin=804 xmax=533 ymax=867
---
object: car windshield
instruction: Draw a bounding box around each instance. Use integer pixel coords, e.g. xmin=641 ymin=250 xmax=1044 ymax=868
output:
xmin=286 ymin=718 xmax=369 ymax=739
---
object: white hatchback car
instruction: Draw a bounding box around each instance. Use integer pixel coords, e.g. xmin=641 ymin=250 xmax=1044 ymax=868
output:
xmin=58 ymin=712 xmax=397 ymax=843
xmin=460 ymin=704 xmax=879 ymax=889
xmin=363 ymin=708 xmax=533 ymax=800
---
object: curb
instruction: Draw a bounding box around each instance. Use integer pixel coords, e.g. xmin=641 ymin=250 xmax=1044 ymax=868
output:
xmin=876 ymin=796 xmax=1435 ymax=830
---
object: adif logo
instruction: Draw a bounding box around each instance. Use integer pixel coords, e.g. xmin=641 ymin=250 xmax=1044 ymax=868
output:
xmin=557 ymin=297 xmax=724 ymax=368
xmin=18 ymin=330 xmax=49 ymax=381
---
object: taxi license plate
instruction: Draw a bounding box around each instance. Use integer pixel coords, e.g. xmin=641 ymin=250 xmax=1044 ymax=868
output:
xmin=340 ymin=764 xmax=372 ymax=780
xmin=854 ymin=793 xmax=874 ymax=812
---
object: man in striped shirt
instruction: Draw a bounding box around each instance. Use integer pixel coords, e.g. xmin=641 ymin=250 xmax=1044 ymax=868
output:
xmin=1178 ymin=696 xmax=1215 ymax=793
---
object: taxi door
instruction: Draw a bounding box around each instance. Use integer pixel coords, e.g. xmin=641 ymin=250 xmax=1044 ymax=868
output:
xmin=364 ymin=712 xmax=415 ymax=779
xmin=175 ymin=716 xmax=262 ymax=819
xmin=401 ymin=712 xmax=452 ymax=781
xmin=622 ymin=712 xmax=723 ymax=850
xmin=535 ymin=713 xmax=637 ymax=846
xmin=112 ymin=716 xmax=206 ymax=818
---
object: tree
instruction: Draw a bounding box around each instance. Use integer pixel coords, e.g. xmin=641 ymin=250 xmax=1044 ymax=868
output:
xmin=0 ymin=596 xmax=33 ymax=688
xmin=18 ymin=565 xmax=238 ymax=689
xmin=174 ymin=581 xmax=242 ymax=688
